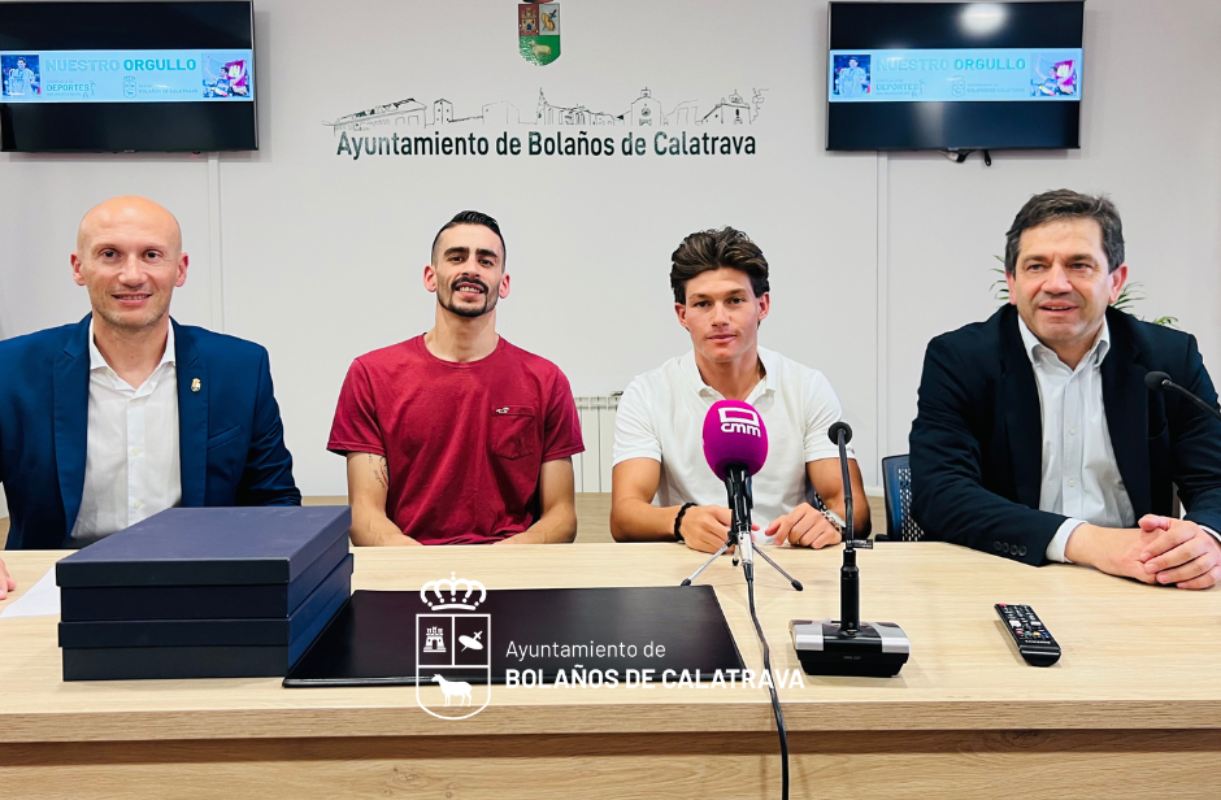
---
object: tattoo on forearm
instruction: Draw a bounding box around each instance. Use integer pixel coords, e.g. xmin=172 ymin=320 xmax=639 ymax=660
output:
xmin=369 ymin=454 xmax=389 ymax=489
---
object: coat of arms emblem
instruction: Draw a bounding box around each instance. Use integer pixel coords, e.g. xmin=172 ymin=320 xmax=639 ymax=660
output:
xmin=519 ymin=2 xmax=560 ymax=66
xmin=416 ymin=573 xmax=492 ymax=720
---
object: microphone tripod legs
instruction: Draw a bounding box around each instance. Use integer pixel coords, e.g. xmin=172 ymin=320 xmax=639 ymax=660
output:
xmin=680 ymin=538 xmax=805 ymax=591
xmin=754 ymin=547 xmax=804 ymax=591
xmin=680 ymin=540 xmax=732 ymax=586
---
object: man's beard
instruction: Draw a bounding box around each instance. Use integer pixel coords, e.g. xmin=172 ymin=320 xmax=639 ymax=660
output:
xmin=441 ymin=277 xmax=497 ymax=318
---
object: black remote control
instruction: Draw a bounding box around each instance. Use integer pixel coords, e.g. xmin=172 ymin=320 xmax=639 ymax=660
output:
xmin=994 ymin=603 xmax=1061 ymax=667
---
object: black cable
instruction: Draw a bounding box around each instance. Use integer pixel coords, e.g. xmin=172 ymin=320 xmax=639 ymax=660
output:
xmin=744 ymin=563 xmax=790 ymax=800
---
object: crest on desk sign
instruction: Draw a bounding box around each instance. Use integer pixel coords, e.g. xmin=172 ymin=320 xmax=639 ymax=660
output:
xmin=519 ymin=2 xmax=561 ymax=65
xmin=416 ymin=573 xmax=492 ymax=720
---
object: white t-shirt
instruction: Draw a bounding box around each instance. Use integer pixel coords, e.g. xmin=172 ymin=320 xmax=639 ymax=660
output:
xmin=612 ymin=346 xmax=853 ymax=532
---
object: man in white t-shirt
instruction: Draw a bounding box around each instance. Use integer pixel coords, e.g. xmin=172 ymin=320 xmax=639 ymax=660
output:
xmin=610 ymin=226 xmax=869 ymax=553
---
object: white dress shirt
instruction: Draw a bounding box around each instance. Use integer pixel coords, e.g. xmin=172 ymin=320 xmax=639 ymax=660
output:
xmin=612 ymin=346 xmax=852 ymax=535
xmin=70 ymin=322 xmax=182 ymax=545
xmin=1021 ymin=319 xmax=1220 ymax=562
xmin=1018 ymin=318 xmax=1135 ymax=562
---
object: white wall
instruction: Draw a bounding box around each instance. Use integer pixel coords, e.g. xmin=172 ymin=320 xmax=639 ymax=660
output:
xmin=2 ymin=0 xmax=1218 ymax=500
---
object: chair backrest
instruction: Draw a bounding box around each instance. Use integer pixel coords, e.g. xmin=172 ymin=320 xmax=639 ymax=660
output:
xmin=881 ymin=454 xmax=925 ymax=541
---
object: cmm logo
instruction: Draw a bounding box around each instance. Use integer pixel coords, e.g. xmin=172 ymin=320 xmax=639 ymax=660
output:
xmin=719 ymin=406 xmax=762 ymax=437
xmin=416 ymin=573 xmax=491 ymax=720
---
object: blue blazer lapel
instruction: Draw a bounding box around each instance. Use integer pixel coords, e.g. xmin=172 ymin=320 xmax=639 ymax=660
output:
xmin=1101 ymin=311 xmax=1150 ymax=515
xmin=1000 ymin=308 xmax=1043 ymax=509
xmin=53 ymin=316 xmax=92 ymax=542
xmin=175 ymin=320 xmax=209 ymax=506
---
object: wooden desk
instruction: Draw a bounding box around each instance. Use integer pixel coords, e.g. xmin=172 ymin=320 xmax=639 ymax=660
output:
xmin=2 ymin=543 xmax=1219 ymax=799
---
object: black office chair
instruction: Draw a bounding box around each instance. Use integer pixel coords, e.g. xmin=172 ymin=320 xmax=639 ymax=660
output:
xmin=880 ymin=454 xmax=925 ymax=541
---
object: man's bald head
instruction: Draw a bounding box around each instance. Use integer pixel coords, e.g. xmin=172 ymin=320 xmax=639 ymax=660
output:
xmin=76 ymin=196 xmax=182 ymax=254
xmin=71 ymin=195 xmax=189 ymax=336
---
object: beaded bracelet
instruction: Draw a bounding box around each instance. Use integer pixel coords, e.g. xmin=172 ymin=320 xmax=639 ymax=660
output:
xmin=673 ymin=502 xmax=697 ymax=542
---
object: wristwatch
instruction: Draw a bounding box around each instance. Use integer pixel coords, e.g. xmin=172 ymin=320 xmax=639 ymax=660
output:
xmin=820 ymin=508 xmax=847 ymax=533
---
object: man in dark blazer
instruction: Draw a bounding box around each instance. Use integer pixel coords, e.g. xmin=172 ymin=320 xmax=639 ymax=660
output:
xmin=911 ymin=190 xmax=1221 ymax=590
xmin=0 ymin=196 xmax=299 ymax=598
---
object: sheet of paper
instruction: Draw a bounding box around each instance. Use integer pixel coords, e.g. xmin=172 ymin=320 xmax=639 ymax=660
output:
xmin=0 ymin=568 xmax=60 ymax=618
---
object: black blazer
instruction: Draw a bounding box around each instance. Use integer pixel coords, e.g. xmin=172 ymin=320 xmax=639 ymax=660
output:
xmin=909 ymin=305 xmax=1221 ymax=565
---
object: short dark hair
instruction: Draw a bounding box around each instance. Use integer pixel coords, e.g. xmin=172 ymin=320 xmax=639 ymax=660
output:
xmin=670 ymin=226 xmax=770 ymax=303
xmin=1004 ymin=189 xmax=1124 ymax=274
xmin=431 ymin=210 xmax=506 ymax=264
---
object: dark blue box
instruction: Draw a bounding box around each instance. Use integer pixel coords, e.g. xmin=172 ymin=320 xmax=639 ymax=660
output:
xmin=59 ymin=555 xmax=354 ymax=649
xmin=56 ymin=506 xmax=351 ymax=587
xmin=60 ymin=555 xmax=353 ymax=681
xmin=60 ymin=534 xmax=350 ymax=621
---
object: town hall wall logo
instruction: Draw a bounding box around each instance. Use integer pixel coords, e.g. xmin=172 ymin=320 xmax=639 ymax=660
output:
xmin=416 ymin=573 xmax=492 ymax=720
xmin=519 ymin=2 xmax=560 ymax=66
xmin=326 ymin=85 xmax=767 ymax=161
xmin=321 ymin=3 xmax=772 ymax=161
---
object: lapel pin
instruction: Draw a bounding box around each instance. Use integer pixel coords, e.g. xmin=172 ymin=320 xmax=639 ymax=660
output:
xmin=191 ymin=377 xmax=202 ymax=393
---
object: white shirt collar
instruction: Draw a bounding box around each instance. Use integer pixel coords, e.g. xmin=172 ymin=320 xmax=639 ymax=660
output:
xmin=1017 ymin=314 xmax=1110 ymax=370
xmin=88 ymin=318 xmax=177 ymax=374
xmin=683 ymin=345 xmax=781 ymax=401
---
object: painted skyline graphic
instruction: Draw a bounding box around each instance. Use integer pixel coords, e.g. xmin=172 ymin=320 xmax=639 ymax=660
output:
xmin=326 ymin=86 xmax=768 ymax=135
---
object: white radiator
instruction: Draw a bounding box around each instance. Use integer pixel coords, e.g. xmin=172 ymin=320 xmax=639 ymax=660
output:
xmin=573 ymin=394 xmax=620 ymax=493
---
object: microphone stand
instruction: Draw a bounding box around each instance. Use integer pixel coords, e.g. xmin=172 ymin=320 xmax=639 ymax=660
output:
xmin=681 ymin=466 xmax=803 ymax=591
xmin=835 ymin=426 xmax=862 ymax=635
xmin=788 ymin=422 xmax=910 ymax=677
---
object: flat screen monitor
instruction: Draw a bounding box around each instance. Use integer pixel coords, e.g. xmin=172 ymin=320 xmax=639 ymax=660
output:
xmin=827 ymin=1 xmax=1084 ymax=151
xmin=0 ymin=1 xmax=256 ymax=152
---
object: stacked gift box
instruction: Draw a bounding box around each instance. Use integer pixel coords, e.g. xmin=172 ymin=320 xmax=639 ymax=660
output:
xmin=55 ymin=506 xmax=353 ymax=681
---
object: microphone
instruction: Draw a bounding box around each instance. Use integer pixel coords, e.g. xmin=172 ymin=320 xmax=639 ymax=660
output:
xmin=828 ymin=422 xmax=859 ymax=635
xmin=682 ymin=399 xmax=804 ymax=593
xmin=701 ymin=400 xmax=769 ymax=573
xmin=695 ymin=399 xmax=798 ymax=800
xmin=1145 ymin=371 xmax=1221 ymax=422
xmin=789 ymin=420 xmax=911 ymax=677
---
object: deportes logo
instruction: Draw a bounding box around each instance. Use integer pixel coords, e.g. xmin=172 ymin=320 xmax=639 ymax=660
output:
xmin=416 ymin=573 xmax=492 ymax=720
xmin=718 ymin=406 xmax=762 ymax=437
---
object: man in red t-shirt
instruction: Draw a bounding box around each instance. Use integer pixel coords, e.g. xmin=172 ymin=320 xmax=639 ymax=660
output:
xmin=327 ymin=211 xmax=584 ymax=545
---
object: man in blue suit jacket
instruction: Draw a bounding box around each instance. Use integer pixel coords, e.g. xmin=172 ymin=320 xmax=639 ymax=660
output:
xmin=0 ymin=196 xmax=299 ymax=598
xmin=911 ymin=190 xmax=1221 ymax=590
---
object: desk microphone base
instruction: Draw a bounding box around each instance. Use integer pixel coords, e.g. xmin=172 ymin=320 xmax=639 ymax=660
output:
xmin=789 ymin=619 xmax=910 ymax=678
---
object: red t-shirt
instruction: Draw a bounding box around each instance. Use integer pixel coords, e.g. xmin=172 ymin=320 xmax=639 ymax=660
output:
xmin=327 ymin=336 xmax=584 ymax=544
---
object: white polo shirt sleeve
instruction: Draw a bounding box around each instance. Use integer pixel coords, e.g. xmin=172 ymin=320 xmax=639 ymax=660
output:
xmin=801 ymin=369 xmax=852 ymax=463
xmin=612 ymin=376 xmax=661 ymax=465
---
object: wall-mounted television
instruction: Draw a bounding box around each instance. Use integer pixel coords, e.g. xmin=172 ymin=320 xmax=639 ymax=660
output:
xmin=827 ymin=1 xmax=1084 ymax=151
xmin=0 ymin=1 xmax=256 ymax=152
